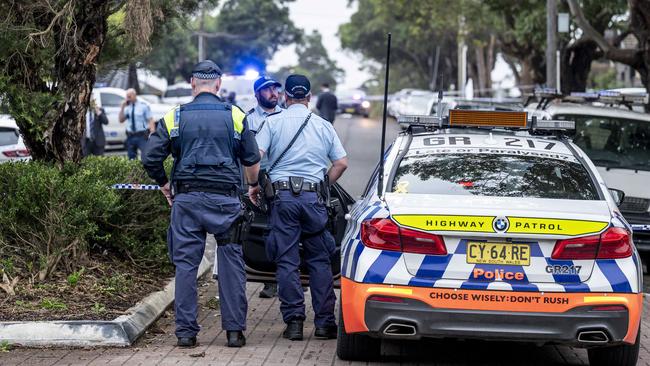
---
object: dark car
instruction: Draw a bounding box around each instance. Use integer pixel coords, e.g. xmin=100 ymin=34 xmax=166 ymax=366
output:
xmin=337 ymin=89 xmax=371 ymax=118
xmin=237 ymin=184 xmax=355 ymax=286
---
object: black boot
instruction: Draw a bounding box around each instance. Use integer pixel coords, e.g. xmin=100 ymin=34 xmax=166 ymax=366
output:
xmin=259 ymin=283 xmax=277 ymax=298
xmin=177 ymin=336 xmax=197 ymax=348
xmin=226 ymin=331 xmax=246 ymax=347
xmin=282 ymin=319 xmax=304 ymax=341
xmin=314 ymin=324 xmax=338 ymax=339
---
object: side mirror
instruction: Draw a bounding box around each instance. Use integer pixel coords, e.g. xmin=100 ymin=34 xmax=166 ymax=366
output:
xmin=608 ymin=188 xmax=626 ymax=207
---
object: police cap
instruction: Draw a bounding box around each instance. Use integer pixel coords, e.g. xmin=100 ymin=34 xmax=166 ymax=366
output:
xmin=192 ymin=60 xmax=223 ymax=79
xmin=254 ymin=76 xmax=282 ymax=93
xmin=284 ymin=74 xmax=311 ymax=99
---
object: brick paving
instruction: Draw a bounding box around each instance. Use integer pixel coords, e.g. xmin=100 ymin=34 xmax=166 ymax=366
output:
xmin=3 ymin=280 xmax=649 ymax=366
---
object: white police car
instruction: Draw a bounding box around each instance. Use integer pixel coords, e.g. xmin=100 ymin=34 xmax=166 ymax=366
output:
xmin=337 ymin=109 xmax=643 ymax=366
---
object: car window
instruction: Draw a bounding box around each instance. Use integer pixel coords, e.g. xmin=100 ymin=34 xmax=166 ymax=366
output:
xmin=557 ymin=114 xmax=650 ymax=172
xmin=100 ymin=92 xmax=124 ymax=107
xmin=0 ymin=127 xmax=19 ymax=146
xmin=392 ymin=153 xmax=599 ymax=200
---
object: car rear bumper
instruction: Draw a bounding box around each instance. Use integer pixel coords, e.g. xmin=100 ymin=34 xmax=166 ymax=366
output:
xmin=341 ymin=277 xmax=642 ymax=346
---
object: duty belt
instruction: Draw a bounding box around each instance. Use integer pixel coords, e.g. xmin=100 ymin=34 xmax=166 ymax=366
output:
xmin=273 ymin=180 xmax=320 ymax=192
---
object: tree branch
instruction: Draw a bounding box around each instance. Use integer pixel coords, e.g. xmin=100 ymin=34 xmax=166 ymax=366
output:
xmin=567 ymin=0 xmax=611 ymax=52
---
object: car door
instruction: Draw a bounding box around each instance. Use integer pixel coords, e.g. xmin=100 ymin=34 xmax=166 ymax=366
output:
xmin=241 ymin=183 xmax=356 ymax=286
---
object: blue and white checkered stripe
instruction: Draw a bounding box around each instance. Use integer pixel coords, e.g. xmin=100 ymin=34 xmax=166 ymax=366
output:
xmin=342 ymin=215 xmax=639 ymax=294
xmin=111 ymin=184 xmax=160 ymax=190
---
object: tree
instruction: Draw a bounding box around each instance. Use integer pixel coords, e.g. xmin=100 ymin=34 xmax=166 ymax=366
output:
xmin=568 ymin=0 xmax=650 ymax=102
xmin=339 ymin=0 xmax=463 ymax=92
xmin=0 ymin=0 xmax=211 ymax=164
xmin=274 ymin=31 xmax=344 ymax=89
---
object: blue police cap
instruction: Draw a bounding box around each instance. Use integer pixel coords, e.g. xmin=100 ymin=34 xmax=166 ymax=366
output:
xmin=192 ymin=60 xmax=223 ymax=79
xmin=284 ymin=74 xmax=311 ymax=99
xmin=254 ymin=76 xmax=282 ymax=93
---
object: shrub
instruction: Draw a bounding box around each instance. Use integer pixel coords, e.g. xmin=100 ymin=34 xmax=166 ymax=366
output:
xmin=0 ymin=157 xmax=172 ymax=283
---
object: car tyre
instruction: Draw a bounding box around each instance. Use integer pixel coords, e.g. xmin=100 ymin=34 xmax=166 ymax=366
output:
xmin=587 ymin=329 xmax=640 ymax=366
xmin=336 ymin=301 xmax=380 ymax=361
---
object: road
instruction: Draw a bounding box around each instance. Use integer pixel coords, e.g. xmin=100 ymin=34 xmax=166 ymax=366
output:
xmin=16 ymin=115 xmax=644 ymax=365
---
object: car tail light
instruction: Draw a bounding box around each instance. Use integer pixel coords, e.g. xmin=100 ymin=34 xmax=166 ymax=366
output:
xmin=367 ymin=295 xmax=405 ymax=303
xmin=361 ymin=218 xmax=447 ymax=255
xmin=591 ymin=305 xmax=627 ymax=312
xmin=2 ymin=149 xmax=30 ymax=158
xmin=552 ymin=227 xmax=632 ymax=260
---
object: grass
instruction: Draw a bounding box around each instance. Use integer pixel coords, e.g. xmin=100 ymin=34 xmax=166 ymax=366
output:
xmin=67 ymin=267 xmax=85 ymax=287
xmin=0 ymin=340 xmax=11 ymax=352
xmin=40 ymin=298 xmax=67 ymax=310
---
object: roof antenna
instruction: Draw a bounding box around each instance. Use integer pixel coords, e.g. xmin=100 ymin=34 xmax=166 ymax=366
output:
xmin=436 ymin=73 xmax=444 ymax=124
xmin=377 ymin=33 xmax=391 ymax=198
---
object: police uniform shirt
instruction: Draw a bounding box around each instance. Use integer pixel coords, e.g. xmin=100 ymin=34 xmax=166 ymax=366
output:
xmin=124 ymin=100 xmax=153 ymax=133
xmin=248 ymin=104 xmax=282 ymax=170
xmin=256 ymin=103 xmax=347 ymax=184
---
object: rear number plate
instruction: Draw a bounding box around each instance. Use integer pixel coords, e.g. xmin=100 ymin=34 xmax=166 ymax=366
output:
xmin=466 ymin=242 xmax=530 ymax=266
xmin=345 ymin=108 xmax=355 ymax=113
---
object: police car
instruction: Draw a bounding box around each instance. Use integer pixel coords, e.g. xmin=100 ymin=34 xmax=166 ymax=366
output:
xmin=336 ymin=109 xmax=643 ymax=366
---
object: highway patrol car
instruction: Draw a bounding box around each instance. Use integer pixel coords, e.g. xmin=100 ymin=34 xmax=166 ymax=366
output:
xmin=337 ymin=109 xmax=643 ymax=366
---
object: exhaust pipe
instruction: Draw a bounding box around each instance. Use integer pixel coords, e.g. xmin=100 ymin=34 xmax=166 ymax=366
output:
xmin=578 ymin=330 xmax=610 ymax=344
xmin=383 ymin=323 xmax=417 ymax=337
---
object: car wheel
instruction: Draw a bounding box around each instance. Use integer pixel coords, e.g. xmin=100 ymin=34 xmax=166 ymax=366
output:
xmin=587 ymin=329 xmax=640 ymax=366
xmin=336 ymin=300 xmax=380 ymax=361
xmin=363 ymin=113 xmax=370 ymax=118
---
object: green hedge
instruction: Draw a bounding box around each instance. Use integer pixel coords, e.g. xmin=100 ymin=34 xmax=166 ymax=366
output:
xmin=0 ymin=157 xmax=171 ymax=282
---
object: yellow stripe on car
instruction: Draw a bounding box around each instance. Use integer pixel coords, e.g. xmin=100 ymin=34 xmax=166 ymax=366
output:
xmin=392 ymin=215 xmax=495 ymax=233
xmin=506 ymin=217 xmax=609 ymax=236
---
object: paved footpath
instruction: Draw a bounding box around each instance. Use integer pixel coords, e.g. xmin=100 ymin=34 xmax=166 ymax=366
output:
xmin=4 ymin=280 xmax=650 ymax=366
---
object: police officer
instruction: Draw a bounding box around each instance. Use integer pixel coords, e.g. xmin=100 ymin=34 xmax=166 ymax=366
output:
xmin=249 ymin=74 xmax=348 ymax=341
xmin=247 ymin=75 xmax=282 ymax=299
xmin=143 ymin=60 xmax=261 ymax=348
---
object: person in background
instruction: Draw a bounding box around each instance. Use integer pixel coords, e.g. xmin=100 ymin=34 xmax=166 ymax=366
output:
xmin=316 ymin=83 xmax=337 ymax=124
xmin=246 ymin=75 xmax=283 ymax=299
xmin=82 ymin=98 xmax=109 ymax=157
xmin=119 ymin=88 xmax=155 ymax=160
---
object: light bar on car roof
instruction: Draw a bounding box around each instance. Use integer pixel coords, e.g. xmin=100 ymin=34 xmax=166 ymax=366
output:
xmin=397 ymin=115 xmax=442 ymax=126
xmin=532 ymin=119 xmax=575 ymax=131
xmin=449 ymin=109 xmax=528 ymax=128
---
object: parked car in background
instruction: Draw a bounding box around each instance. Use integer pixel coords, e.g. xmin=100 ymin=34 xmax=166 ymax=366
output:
xmin=400 ymin=90 xmax=435 ymax=116
xmin=0 ymin=114 xmax=30 ymax=163
xmin=527 ymin=98 xmax=650 ymax=266
xmin=92 ymin=87 xmax=171 ymax=149
xmin=337 ymin=89 xmax=371 ymax=118
xmin=162 ymin=82 xmax=193 ymax=105
xmin=388 ymin=88 xmax=416 ymax=118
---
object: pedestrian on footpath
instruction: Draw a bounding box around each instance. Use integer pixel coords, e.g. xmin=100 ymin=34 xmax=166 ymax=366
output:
xmin=247 ymin=75 xmax=283 ymax=299
xmin=249 ymin=74 xmax=348 ymax=341
xmin=119 ymin=88 xmax=155 ymax=160
xmin=143 ymin=60 xmax=261 ymax=349
xmin=82 ymin=99 xmax=109 ymax=157
xmin=316 ymin=83 xmax=337 ymax=124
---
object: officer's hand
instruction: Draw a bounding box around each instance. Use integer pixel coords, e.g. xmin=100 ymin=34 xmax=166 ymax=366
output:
xmin=161 ymin=182 xmax=173 ymax=206
xmin=248 ymin=185 xmax=261 ymax=206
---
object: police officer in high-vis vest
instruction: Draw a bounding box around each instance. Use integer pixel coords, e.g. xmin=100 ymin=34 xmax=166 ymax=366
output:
xmin=143 ymin=60 xmax=261 ymax=348
xmin=249 ymin=74 xmax=348 ymax=341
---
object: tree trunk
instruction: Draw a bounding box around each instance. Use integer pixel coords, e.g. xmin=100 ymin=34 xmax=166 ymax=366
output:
xmin=127 ymin=62 xmax=140 ymax=93
xmin=17 ymin=1 xmax=110 ymax=165
xmin=561 ymin=40 xmax=599 ymax=93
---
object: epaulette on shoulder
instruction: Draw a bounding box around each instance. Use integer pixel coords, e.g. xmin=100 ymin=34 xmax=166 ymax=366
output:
xmin=267 ymin=110 xmax=283 ymax=118
xmin=246 ymin=108 xmax=255 ymax=115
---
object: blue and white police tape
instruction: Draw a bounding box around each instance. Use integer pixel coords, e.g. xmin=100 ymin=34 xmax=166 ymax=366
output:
xmin=632 ymin=224 xmax=650 ymax=232
xmin=111 ymin=184 xmax=160 ymax=190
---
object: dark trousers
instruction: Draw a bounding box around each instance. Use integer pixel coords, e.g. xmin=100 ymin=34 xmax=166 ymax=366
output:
xmin=126 ymin=133 xmax=148 ymax=160
xmin=83 ymin=138 xmax=105 ymax=157
xmin=266 ymin=190 xmax=337 ymax=327
xmin=169 ymin=192 xmax=246 ymax=337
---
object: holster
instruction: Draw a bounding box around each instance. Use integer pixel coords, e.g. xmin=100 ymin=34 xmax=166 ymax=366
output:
xmin=321 ymin=175 xmax=332 ymax=208
xmin=289 ymin=176 xmax=304 ymax=195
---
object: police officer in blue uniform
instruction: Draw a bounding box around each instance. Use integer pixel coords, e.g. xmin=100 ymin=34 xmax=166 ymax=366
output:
xmin=143 ymin=60 xmax=261 ymax=348
xmin=249 ymin=74 xmax=348 ymax=341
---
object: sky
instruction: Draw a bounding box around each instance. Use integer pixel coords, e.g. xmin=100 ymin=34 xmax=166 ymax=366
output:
xmin=266 ymin=0 xmax=372 ymax=90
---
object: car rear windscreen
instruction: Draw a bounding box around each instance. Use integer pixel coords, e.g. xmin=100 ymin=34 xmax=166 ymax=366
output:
xmin=392 ymin=153 xmax=599 ymax=200
xmin=0 ymin=127 xmax=18 ymax=146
